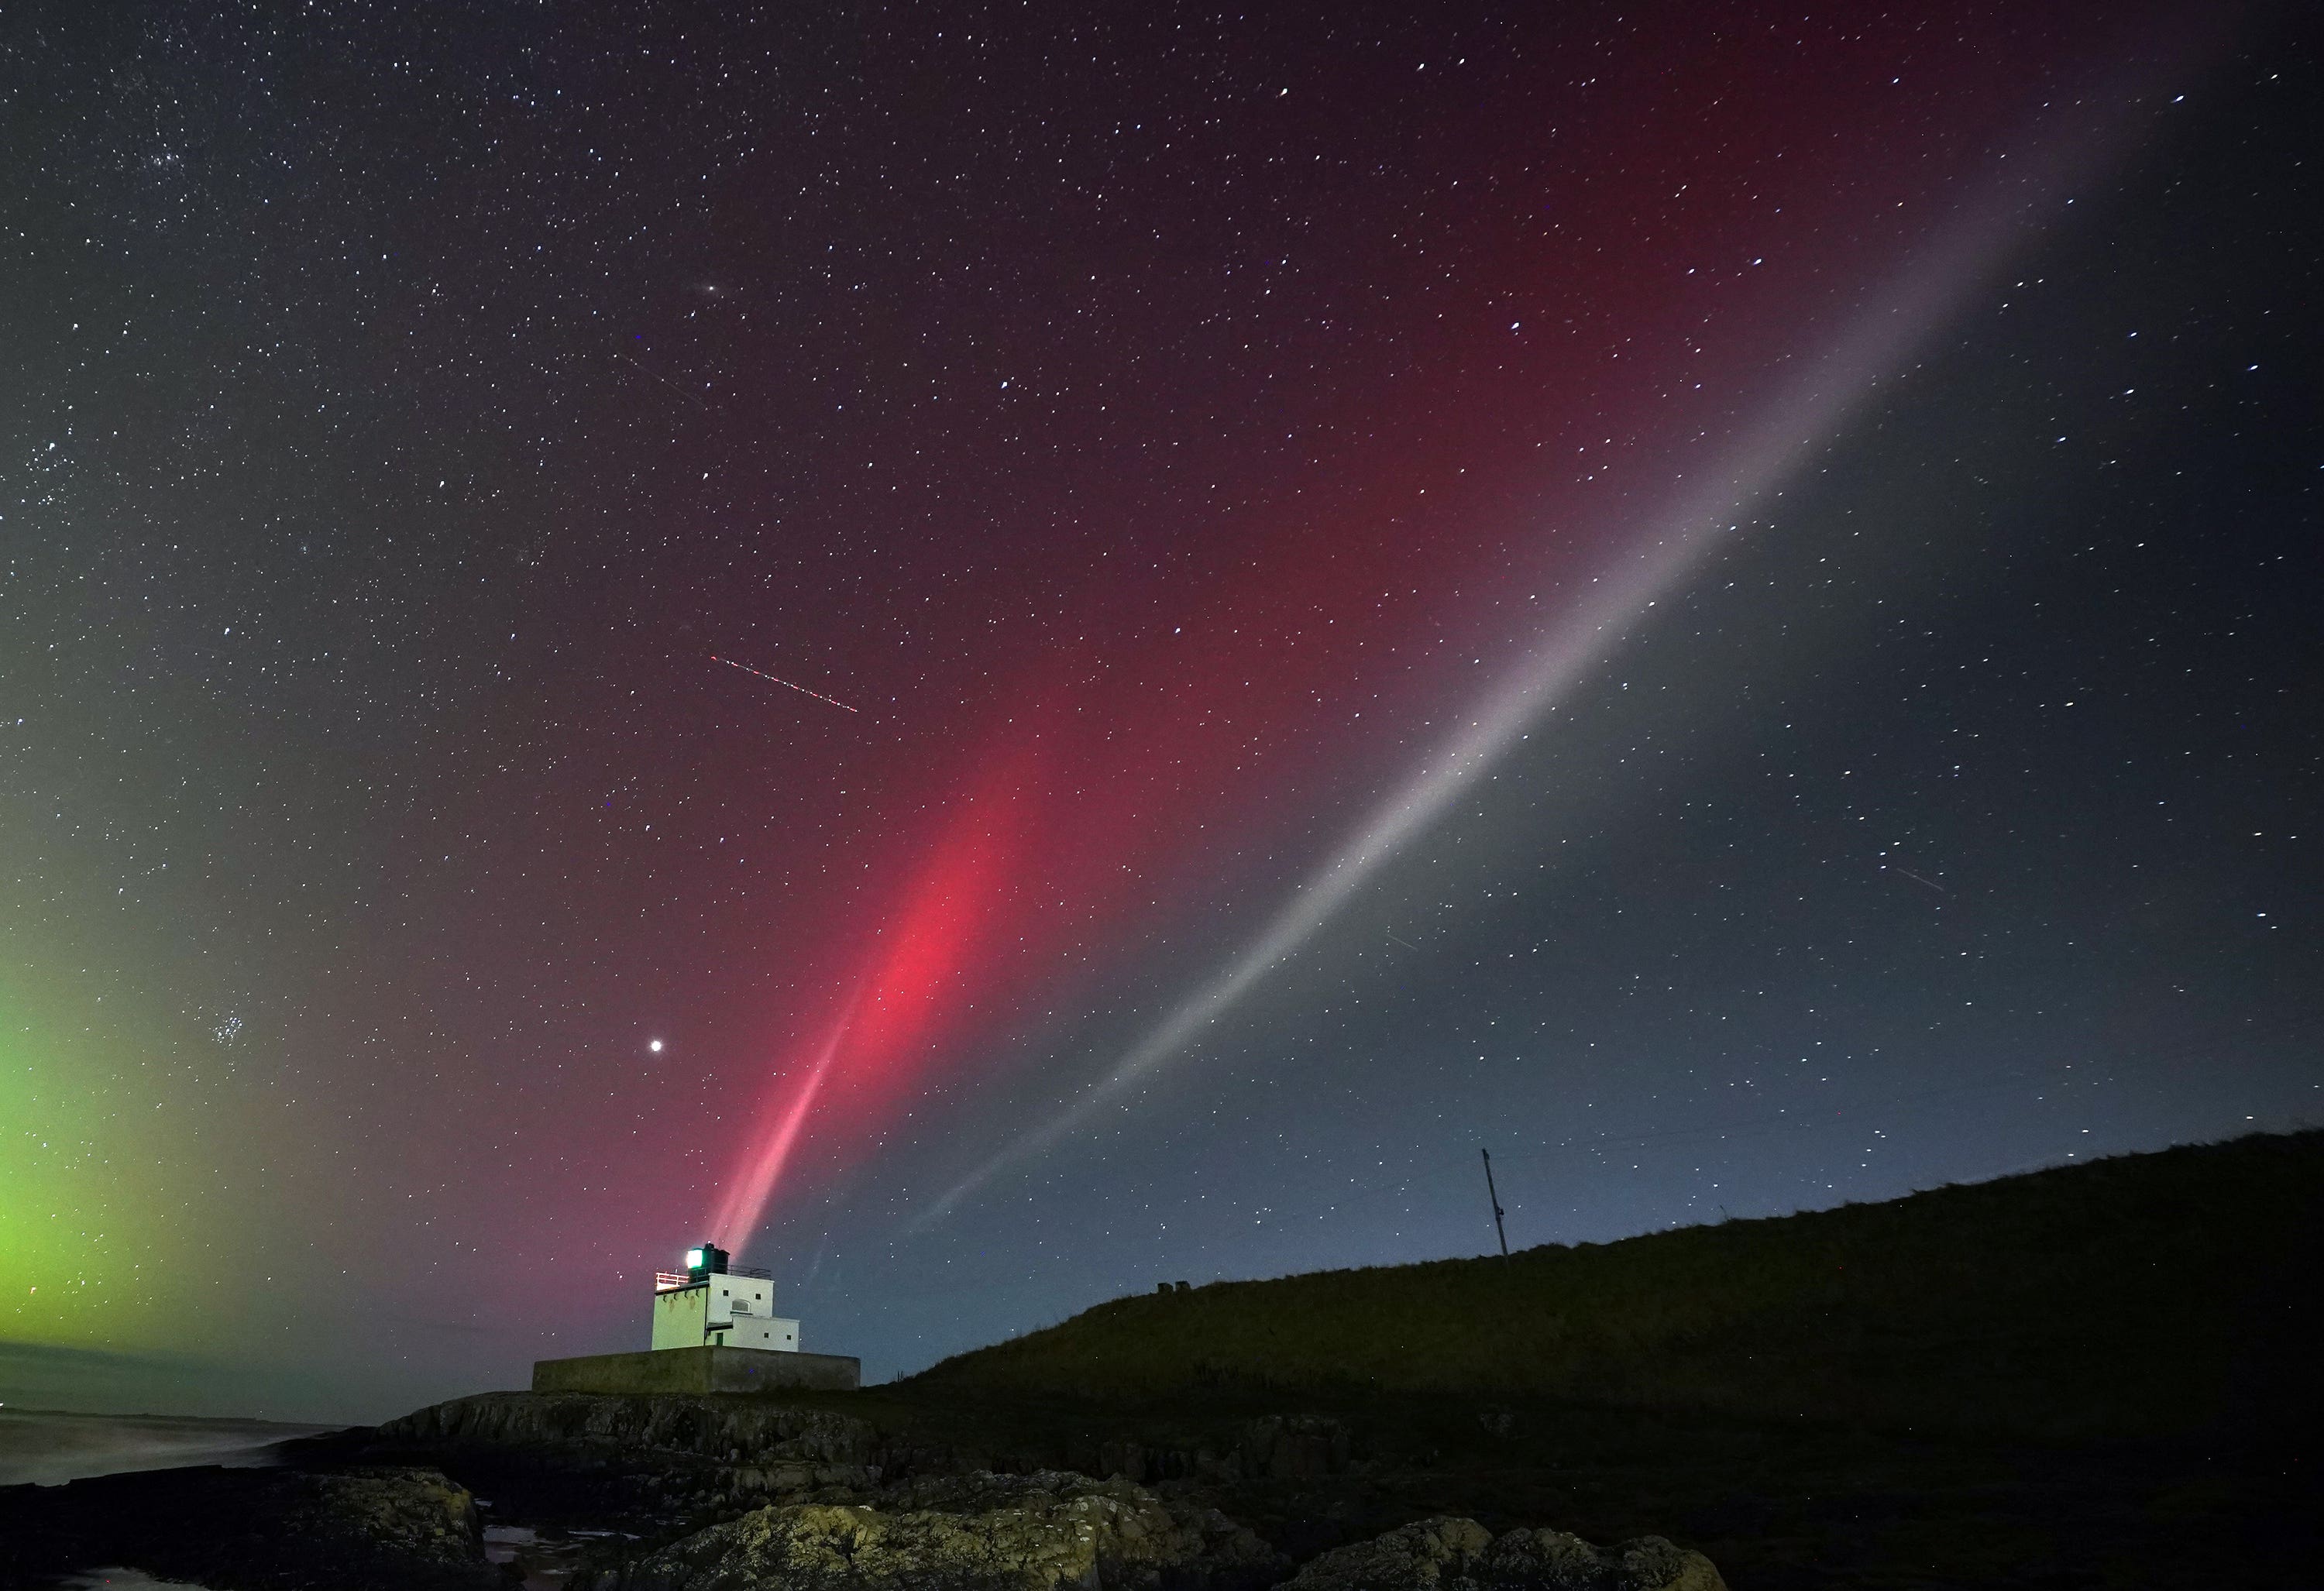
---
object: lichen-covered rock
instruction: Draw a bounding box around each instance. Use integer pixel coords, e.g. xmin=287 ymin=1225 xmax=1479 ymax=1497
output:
xmin=1279 ymin=1517 xmax=1722 ymax=1591
xmin=1477 ymin=1527 xmax=1724 ymax=1591
xmin=618 ymin=1469 xmax=1284 ymax=1591
xmin=287 ymin=1466 xmax=484 ymax=1567
xmin=1277 ymin=1517 xmax=1494 ymax=1591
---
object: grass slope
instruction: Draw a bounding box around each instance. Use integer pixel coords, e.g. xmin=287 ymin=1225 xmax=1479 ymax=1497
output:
xmin=911 ymin=1132 xmax=2322 ymax=1439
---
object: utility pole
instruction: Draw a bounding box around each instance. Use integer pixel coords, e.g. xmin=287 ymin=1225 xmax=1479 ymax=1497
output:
xmin=1480 ymin=1146 xmax=1509 ymax=1257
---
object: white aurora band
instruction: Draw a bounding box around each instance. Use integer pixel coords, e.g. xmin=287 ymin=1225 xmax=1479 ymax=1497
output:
xmin=920 ymin=67 xmax=2194 ymax=1225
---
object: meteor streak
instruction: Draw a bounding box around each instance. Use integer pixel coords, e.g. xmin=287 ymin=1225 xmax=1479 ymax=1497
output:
xmin=615 ymin=349 xmax=710 ymax=407
xmin=713 ymin=654 xmax=861 ymax=715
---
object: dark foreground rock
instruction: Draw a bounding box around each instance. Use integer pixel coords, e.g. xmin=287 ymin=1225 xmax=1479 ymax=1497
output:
xmin=0 ymin=1462 xmax=490 ymax=1589
xmin=603 ymin=1470 xmax=1285 ymax=1591
xmin=1281 ymin=1517 xmax=1724 ymax=1591
xmin=375 ymin=1389 xmax=896 ymax=1524
xmin=5 ymin=1374 xmax=2295 ymax=1589
xmin=0 ymin=1394 xmax=1736 ymax=1591
xmin=382 ymin=1390 xmax=885 ymax=1480
xmin=358 ymin=1393 xmax=1734 ymax=1591
xmin=594 ymin=1481 xmax=1720 ymax=1591
xmin=379 ymin=1393 xmax=1367 ymax=1494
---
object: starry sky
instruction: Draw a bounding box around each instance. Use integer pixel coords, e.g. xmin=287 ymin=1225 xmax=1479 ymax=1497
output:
xmin=4 ymin=2 xmax=2319 ymax=1422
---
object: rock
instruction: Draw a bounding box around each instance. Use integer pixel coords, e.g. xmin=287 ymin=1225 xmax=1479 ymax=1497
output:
xmin=286 ymin=1466 xmax=485 ymax=1568
xmin=382 ymin=1390 xmax=883 ymax=1472
xmin=617 ymin=1469 xmax=1284 ymax=1591
xmin=1280 ymin=1518 xmax=1723 ymax=1591
xmin=1277 ymin=1517 xmax=1494 ymax=1591
xmin=1478 ymin=1527 xmax=1723 ymax=1591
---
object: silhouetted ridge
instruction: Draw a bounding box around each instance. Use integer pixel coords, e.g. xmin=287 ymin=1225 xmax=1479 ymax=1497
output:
xmin=908 ymin=1131 xmax=2323 ymax=1439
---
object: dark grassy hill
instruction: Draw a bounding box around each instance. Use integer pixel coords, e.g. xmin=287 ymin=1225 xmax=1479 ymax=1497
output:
xmin=909 ymin=1131 xmax=2322 ymax=1440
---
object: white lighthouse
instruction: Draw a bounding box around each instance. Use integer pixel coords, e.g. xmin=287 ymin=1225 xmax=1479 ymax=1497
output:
xmin=531 ymin=1239 xmax=858 ymax=1392
xmin=649 ymin=1242 xmax=800 ymax=1353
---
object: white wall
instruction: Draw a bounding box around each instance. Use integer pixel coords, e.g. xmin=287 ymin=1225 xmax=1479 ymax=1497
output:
xmin=650 ymin=1284 xmax=707 ymax=1351
xmin=700 ymin=1273 xmax=772 ymax=1325
xmin=651 ymin=1273 xmax=799 ymax=1352
xmin=720 ymin=1315 xmax=799 ymax=1351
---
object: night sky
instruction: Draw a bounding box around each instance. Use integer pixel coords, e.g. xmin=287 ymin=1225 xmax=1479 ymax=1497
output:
xmin=5 ymin=2 xmax=2319 ymax=1423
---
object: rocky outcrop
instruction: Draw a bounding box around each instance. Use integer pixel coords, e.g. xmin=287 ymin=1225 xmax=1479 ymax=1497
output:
xmin=2 ymin=1396 xmax=1727 ymax=1591
xmin=1281 ymin=1517 xmax=1722 ymax=1591
xmin=600 ymin=1488 xmax=1722 ymax=1591
xmin=1487 ymin=1529 xmax=1723 ymax=1591
xmin=385 ymin=1390 xmax=885 ymax=1480
xmin=364 ymin=1396 xmax=1720 ymax=1591
xmin=607 ymin=1469 xmax=1286 ymax=1591
xmin=383 ymin=1394 xmax=1362 ymax=1498
xmin=1279 ymin=1518 xmax=1493 ymax=1591
xmin=283 ymin=1466 xmax=485 ymax=1569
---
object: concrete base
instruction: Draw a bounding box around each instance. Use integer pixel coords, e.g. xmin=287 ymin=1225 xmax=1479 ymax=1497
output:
xmin=531 ymin=1345 xmax=860 ymax=1395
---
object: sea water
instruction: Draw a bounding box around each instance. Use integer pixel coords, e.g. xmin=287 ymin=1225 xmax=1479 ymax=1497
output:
xmin=3 ymin=1407 xmax=339 ymax=1590
xmin=0 ymin=1407 xmax=335 ymax=1488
